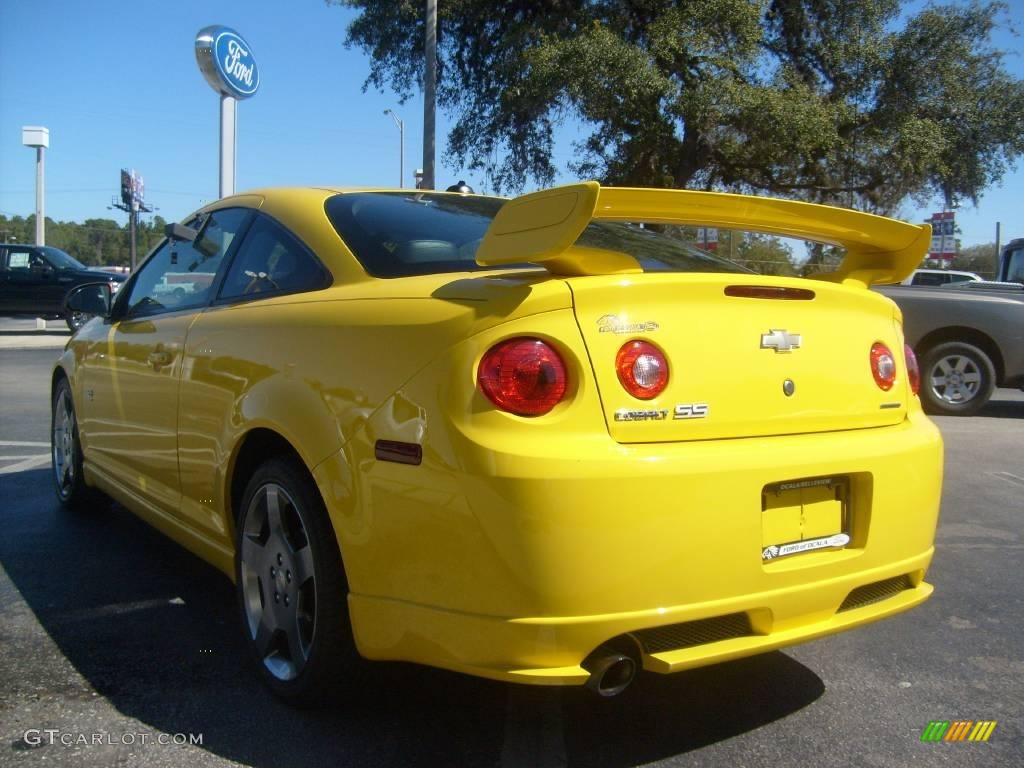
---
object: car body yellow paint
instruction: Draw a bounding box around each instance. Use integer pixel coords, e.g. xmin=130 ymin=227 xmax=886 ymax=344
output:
xmin=54 ymin=183 xmax=943 ymax=687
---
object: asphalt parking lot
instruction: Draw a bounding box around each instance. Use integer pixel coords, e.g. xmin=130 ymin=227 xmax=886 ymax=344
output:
xmin=1 ymin=332 xmax=1021 ymax=767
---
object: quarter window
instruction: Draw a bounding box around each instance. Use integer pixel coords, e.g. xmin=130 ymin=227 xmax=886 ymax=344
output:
xmin=218 ymin=215 xmax=329 ymax=300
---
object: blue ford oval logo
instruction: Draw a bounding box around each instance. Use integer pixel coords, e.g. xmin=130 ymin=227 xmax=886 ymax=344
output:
xmin=195 ymin=26 xmax=260 ymax=100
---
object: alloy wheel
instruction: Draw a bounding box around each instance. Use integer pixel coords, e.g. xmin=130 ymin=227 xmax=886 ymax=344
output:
xmin=239 ymin=483 xmax=318 ymax=681
xmin=928 ymin=353 xmax=983 ymax=405
xmin=52 ymin=388 xmax=77 ymax=499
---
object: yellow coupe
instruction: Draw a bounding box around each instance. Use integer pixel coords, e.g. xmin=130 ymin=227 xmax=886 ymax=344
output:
xmin=52 ymin=182 xmax=942 ymax=701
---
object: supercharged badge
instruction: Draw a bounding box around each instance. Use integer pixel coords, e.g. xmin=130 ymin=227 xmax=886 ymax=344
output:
xmin=597 ymin=314 xmax=660 ymax=334
xmin=762 ymin=533 xmax=850 ymax=561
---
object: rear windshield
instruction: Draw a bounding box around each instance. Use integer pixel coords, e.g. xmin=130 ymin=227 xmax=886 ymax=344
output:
xmin=325 ymin=191 xmax=748 ymax=278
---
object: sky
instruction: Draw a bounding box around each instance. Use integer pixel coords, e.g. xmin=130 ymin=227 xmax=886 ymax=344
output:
xmin=0 ymin=0 xmax=1021 ymax=249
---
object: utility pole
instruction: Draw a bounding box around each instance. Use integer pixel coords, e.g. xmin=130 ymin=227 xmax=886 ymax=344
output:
xmin=423 ymin=0 xmax=437 ymax=190
xmin=111 ymin=169 xmax=153 ymax=272
xmin=995 ymin=222 xmax=1002 ymax=277
xmin=110 ymin=198 xmax=152 ymax=272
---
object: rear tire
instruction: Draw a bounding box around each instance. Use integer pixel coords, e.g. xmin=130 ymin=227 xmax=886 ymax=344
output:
xmin=919 ymin=341 xmax=995 ymax=417
xmin=235 ymin=455 xmax=358 ymax=706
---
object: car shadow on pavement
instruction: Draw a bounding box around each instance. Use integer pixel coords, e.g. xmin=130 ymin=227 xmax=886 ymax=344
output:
xmin=978 ymin=394 xmax=1024 ymax=419
xmin=1 ymin=467 xmax=824 ymax=767
xmin=0 ymin=330 xmax=70 ymax=336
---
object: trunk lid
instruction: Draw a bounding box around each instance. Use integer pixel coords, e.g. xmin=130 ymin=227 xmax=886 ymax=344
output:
xmin=568 ymin=273 xmax=908 ymax=443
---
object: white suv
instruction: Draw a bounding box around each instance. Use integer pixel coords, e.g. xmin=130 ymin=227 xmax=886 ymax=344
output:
xmin=900 ymin=269 xmax=982 ymax=287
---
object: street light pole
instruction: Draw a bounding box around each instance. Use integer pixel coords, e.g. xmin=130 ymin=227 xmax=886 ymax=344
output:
xmin=34 ymin=146 xmax=45 ymax=245
xmin=21 ymin=126 xmax=49 ymax=245
xmin=384 ymin=109 xmax=405 ymax=188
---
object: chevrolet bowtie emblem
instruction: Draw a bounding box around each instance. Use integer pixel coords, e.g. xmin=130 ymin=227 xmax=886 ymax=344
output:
xmin=761 ymin=329 xmax=802 ymax=352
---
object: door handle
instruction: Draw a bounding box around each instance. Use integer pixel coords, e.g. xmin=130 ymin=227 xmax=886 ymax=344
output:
xmin=148 ymin=351 xmax=172 ymax=367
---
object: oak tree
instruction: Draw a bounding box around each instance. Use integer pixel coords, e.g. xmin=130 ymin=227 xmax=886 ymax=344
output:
xmin=335 ymin=0 xmax=1024 ymax=213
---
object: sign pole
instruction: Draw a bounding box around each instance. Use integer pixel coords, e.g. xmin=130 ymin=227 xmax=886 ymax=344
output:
xmin=196 ymin=26 xmax=259 ymax=200
xmin=129 ymin=206 xmax=137 ymax=271
xmin=220 ymin=95 xmax=237 ymax=198
xmin=113 ymin=169 xmax=151 ymax=273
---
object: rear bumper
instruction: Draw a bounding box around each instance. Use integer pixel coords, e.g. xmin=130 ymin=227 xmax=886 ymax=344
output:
xmin=349 ymin=554 xmax=933 ymax=685
xmin=321 ymin=410 xmax=943 ymax=685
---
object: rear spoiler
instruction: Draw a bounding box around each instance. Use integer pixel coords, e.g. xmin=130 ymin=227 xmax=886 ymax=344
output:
xmin=475 ymin=181 xmax=931 ymax=288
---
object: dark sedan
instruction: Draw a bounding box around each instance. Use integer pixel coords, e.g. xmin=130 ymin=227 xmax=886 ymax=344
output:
xmin=0 ymin=244 xmax=126 ymax=330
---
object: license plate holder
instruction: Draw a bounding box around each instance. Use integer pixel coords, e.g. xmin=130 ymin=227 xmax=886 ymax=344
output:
xmin=761 ymin=476 xmax=850 ymax=561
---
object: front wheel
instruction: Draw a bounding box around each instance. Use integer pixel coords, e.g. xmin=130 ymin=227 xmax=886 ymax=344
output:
xmin=235 ymin=455 xmax=358 ymax=705
xmin=919 ymin=341 xmax=996 ymax=417
xmin=51 ymin=377 xmax=92 ymax=507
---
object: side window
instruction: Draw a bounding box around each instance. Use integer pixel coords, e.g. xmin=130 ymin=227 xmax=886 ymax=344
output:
xmin=123 ymin=208 xmax=250 ymax=317
xmin=218 ymin=214 xmax=329 ymax=301
xmin=1008 ymin=250 xmax=1024 ymax=283
xmin=913 ymin=272 xmax=943 ymax=286
xmin=6 ymin=250 xmax=39 ymax=270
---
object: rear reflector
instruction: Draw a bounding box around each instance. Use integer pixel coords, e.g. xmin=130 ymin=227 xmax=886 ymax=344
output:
xmin=375 ymin=440 xmax=423 ymax=465
xmin=725 ymin=285 xmax=816 ymax=300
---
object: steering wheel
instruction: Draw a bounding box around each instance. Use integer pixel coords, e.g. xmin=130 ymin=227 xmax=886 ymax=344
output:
xmin=242 ymin=270 xmax=281 ymax=295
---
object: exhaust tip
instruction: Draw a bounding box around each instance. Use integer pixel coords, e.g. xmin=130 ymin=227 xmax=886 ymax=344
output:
xmin=583 ymin=647 xmax=637 ymax=697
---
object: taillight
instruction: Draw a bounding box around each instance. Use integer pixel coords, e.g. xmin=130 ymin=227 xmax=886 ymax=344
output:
xmin=616 ymin=340 xmax=669 ymax=399
xmin=870 ymin=342 xmax=896 ymax=391
xmin=904 ymin=343 xmax=920 ymax=395
xmin=478 ymin=337 xmax=567 ymax=416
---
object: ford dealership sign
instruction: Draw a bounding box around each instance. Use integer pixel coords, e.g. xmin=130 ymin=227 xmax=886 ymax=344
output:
xmin=195 ymin=26 xmax=260 ymax=99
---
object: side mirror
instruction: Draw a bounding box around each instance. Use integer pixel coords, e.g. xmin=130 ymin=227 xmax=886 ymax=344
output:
xmin=65 ymin=282 xmax=112 ymax=317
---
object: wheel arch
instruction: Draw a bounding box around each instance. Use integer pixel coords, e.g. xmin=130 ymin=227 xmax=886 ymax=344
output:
xmin=51 ymin=364 xmax=69 ymax=397
xmin=51 ymin=344 xmax=80 ymax=402
xmin=226 ymin=427 xmax=310 ymax=525
xmin=224 ymin=425 xmax=356 ymax=598
xmin=914 ymin=326 xmax=1004 ymax=385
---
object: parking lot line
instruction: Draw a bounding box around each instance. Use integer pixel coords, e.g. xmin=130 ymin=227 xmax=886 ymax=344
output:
xmin=0 ymin=455 xmax=50 ymax=474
